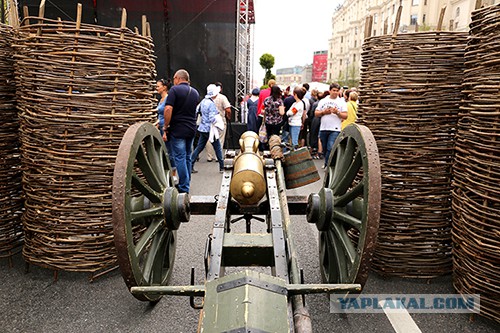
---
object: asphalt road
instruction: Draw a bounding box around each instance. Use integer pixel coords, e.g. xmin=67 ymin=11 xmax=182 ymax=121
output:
xmin=1 ymin=155 xmax=498 ymax=333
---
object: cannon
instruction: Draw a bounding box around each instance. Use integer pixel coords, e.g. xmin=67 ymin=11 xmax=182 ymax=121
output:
xmin=112 ymin=122 xmax=381 ymax=332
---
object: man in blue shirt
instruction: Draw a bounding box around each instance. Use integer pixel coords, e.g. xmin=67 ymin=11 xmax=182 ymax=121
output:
xmin=163 ymin=69 xmax=200 ymax=194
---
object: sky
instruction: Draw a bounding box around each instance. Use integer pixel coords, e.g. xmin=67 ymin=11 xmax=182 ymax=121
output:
xmin=251 ymin=0 xmax=343 ymax=86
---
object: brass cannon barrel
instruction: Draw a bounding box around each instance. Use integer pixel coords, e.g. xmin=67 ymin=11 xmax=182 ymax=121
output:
xmin=230 ymin=131 xmax=266 ymax=205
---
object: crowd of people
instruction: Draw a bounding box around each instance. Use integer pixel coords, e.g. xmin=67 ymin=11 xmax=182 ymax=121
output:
xmin=155 ymin=69 xmax=359 ymax=194
xmin=246 ymin=79 xmax=359 ymax=168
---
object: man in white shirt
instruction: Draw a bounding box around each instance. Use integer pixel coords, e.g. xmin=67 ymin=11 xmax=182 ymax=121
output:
xmin=314 ymin=83 xmax=347 ymax=168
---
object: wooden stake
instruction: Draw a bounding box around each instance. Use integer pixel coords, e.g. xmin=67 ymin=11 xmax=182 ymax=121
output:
xmin=23 ymin=5 xmax=30 ymax=26
xmin=393 ymin=6 xmax=402 ymax=37
xmin=8 ymin=0 xmax=20 ymax=28
xmin=120 ymin=7 xmax=127 ymax=29
xmin=63 ymin=3 xmax=82 ymax=154
xmin=39 ymin=0 xmax=45 ymax=20
xmin=37 ymin=0 xmax=46 ymax=36
xmin=383 ymin=6 xmax=402 ymax=90
xmin=142 ymin=15 xmax=147 ymax=37
xmin=437 ymin=6 xmax=447 ymax=31
xmin=111 ymin=8 xmax=127 ymax=117
xmin=364 ymin=15 xmax=373 ymax=39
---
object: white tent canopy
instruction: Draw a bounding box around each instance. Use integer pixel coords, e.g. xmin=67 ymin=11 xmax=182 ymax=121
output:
xmin=307 ymin=81 xmax=330 ymax=92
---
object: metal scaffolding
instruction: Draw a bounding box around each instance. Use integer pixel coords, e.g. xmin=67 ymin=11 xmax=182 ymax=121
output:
xmin=235 ymin=0 xmax=254 ymax=116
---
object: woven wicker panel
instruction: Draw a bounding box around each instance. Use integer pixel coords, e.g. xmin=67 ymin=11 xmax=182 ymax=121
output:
xmin=14 ymin=17 xmax=156 ymax=273
xmin=452 ymin=4 xmax=500 ymax=324
xmin=358 ymin=31 xmax=468 ymax=278
xmin=0 ymin=23 xmax=23 ymax=259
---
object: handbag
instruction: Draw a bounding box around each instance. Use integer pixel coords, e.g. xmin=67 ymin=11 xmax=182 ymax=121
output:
xmin=258 ymin=121 xmax=267 ymax=143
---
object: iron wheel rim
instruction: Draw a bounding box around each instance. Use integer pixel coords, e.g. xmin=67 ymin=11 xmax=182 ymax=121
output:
xmin=113 ymin=122 xmax=176 ymax=302
xmin=319 ymin=124 xmax=381 ymax=290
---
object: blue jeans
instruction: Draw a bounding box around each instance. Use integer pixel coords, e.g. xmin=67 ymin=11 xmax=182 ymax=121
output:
xmin=289 ymin=125 xmax=301 ymax=147
xmin=191 ymin=131 xmax=224 ymax=170
xmin=319 ymin=130 xmax=340 ymax=167
xmin=169 ymin=135 xmax=194 ymax=193
xmin=160 ymin=127 xmax=176 ymax=169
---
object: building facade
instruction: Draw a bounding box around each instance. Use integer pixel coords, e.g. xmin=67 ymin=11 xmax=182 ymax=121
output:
xmin=276 ymin=65 xmax=305 ymax=86
xmin=302 ymin=64 xmax=313 ymax=83
xmin=327 ymin=0 xmax=500 ymax=84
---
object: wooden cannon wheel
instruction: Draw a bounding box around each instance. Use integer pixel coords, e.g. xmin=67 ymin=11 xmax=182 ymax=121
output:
xmin=307 ymin=124 xmax=381 ymax=291
xmin=112 ymin=122 xmax=189 ymax=302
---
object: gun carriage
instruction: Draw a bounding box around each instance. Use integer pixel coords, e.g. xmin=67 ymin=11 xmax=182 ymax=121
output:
xmin=112 ymin=122 xmax=381 ymax=332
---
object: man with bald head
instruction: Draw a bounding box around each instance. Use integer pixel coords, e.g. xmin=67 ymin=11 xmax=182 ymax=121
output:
xmin=163 ymin=69 xmax=200 ymax=194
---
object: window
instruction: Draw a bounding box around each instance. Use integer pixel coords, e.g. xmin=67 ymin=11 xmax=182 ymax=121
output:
xmin=424 ymin=0 xmax=427 ymax=5
xmin=340 ymin=59 xmax=343 ymax=66
xmin=373 ymin=29 xmax=377 ymax=36
xmin=353 ymin=54 xmax=356 ymax=62
xmin=374 ymin=13 xmax=378 ymax=24
xmin=341 ymin=36 xmax=344 ymax=43
xmin=423 ymin=14 xmax=426 ymax=23
xmin=456 ymin=7 xmax=460 ymax=18
xmin=410 ymin=14 xmax=418 ymax=25
xmin=412 ymin=0 xmax=419 ymax=5
xmin=354 ymin=40 xmax=357 ymax=48
xmin=393 ymin=4 xmax=395 ymax=14
xmin=355 ymin=27 xmax=358 ymax=35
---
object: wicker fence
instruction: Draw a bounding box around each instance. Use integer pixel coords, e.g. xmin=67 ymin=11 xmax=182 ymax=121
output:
xmin=14 ymin=14 xmax=156 ymax=274
xmin=0 ymin=23 xmax=23 ymax=259
xmin=359 ymin=31 xmax=468 ymax=278
xmin=452 ymin=3 xmax=500 ymax=324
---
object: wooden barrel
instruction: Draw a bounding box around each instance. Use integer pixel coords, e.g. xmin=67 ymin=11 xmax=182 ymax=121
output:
xmin=282 ymin=147 xmax=320 ymax=189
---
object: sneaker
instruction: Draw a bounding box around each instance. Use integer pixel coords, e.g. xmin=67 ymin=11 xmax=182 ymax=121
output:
xmin=219 ymin=169 xmax=224 ymax=174
xmin=321 ymin=165 xmax=327 ymax=169
xmin=207 ymin=158 xmax=213 ymax=162
xmin=192 ymin=167 xmax=198 ymax=174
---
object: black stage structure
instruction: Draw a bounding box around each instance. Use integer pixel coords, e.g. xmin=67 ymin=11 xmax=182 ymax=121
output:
xmin=17 ymin=0 xmax=237 ymax=105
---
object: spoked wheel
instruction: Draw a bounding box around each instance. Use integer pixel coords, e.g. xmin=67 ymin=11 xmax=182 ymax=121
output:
xmin=307 ymin=124 xmax=380 ymax=291
xmin=113 ymin=122 xmax=190 ymax=302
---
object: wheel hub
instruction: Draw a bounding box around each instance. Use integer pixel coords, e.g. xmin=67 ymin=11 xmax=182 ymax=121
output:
xmin=307 ymin=188 xmax=334 ymax=231
xmin=162 ymin=187 xmax=190 ymax=230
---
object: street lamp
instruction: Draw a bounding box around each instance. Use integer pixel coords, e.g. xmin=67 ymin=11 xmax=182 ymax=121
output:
xmin=345 ymin=57 xmax=350 ymax=86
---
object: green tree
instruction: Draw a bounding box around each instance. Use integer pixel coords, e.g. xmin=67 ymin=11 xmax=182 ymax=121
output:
xmin=259 ymin=53 xmax=275 ymax=85
xmin=336 ymin=64 xmax=359 ymax=89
